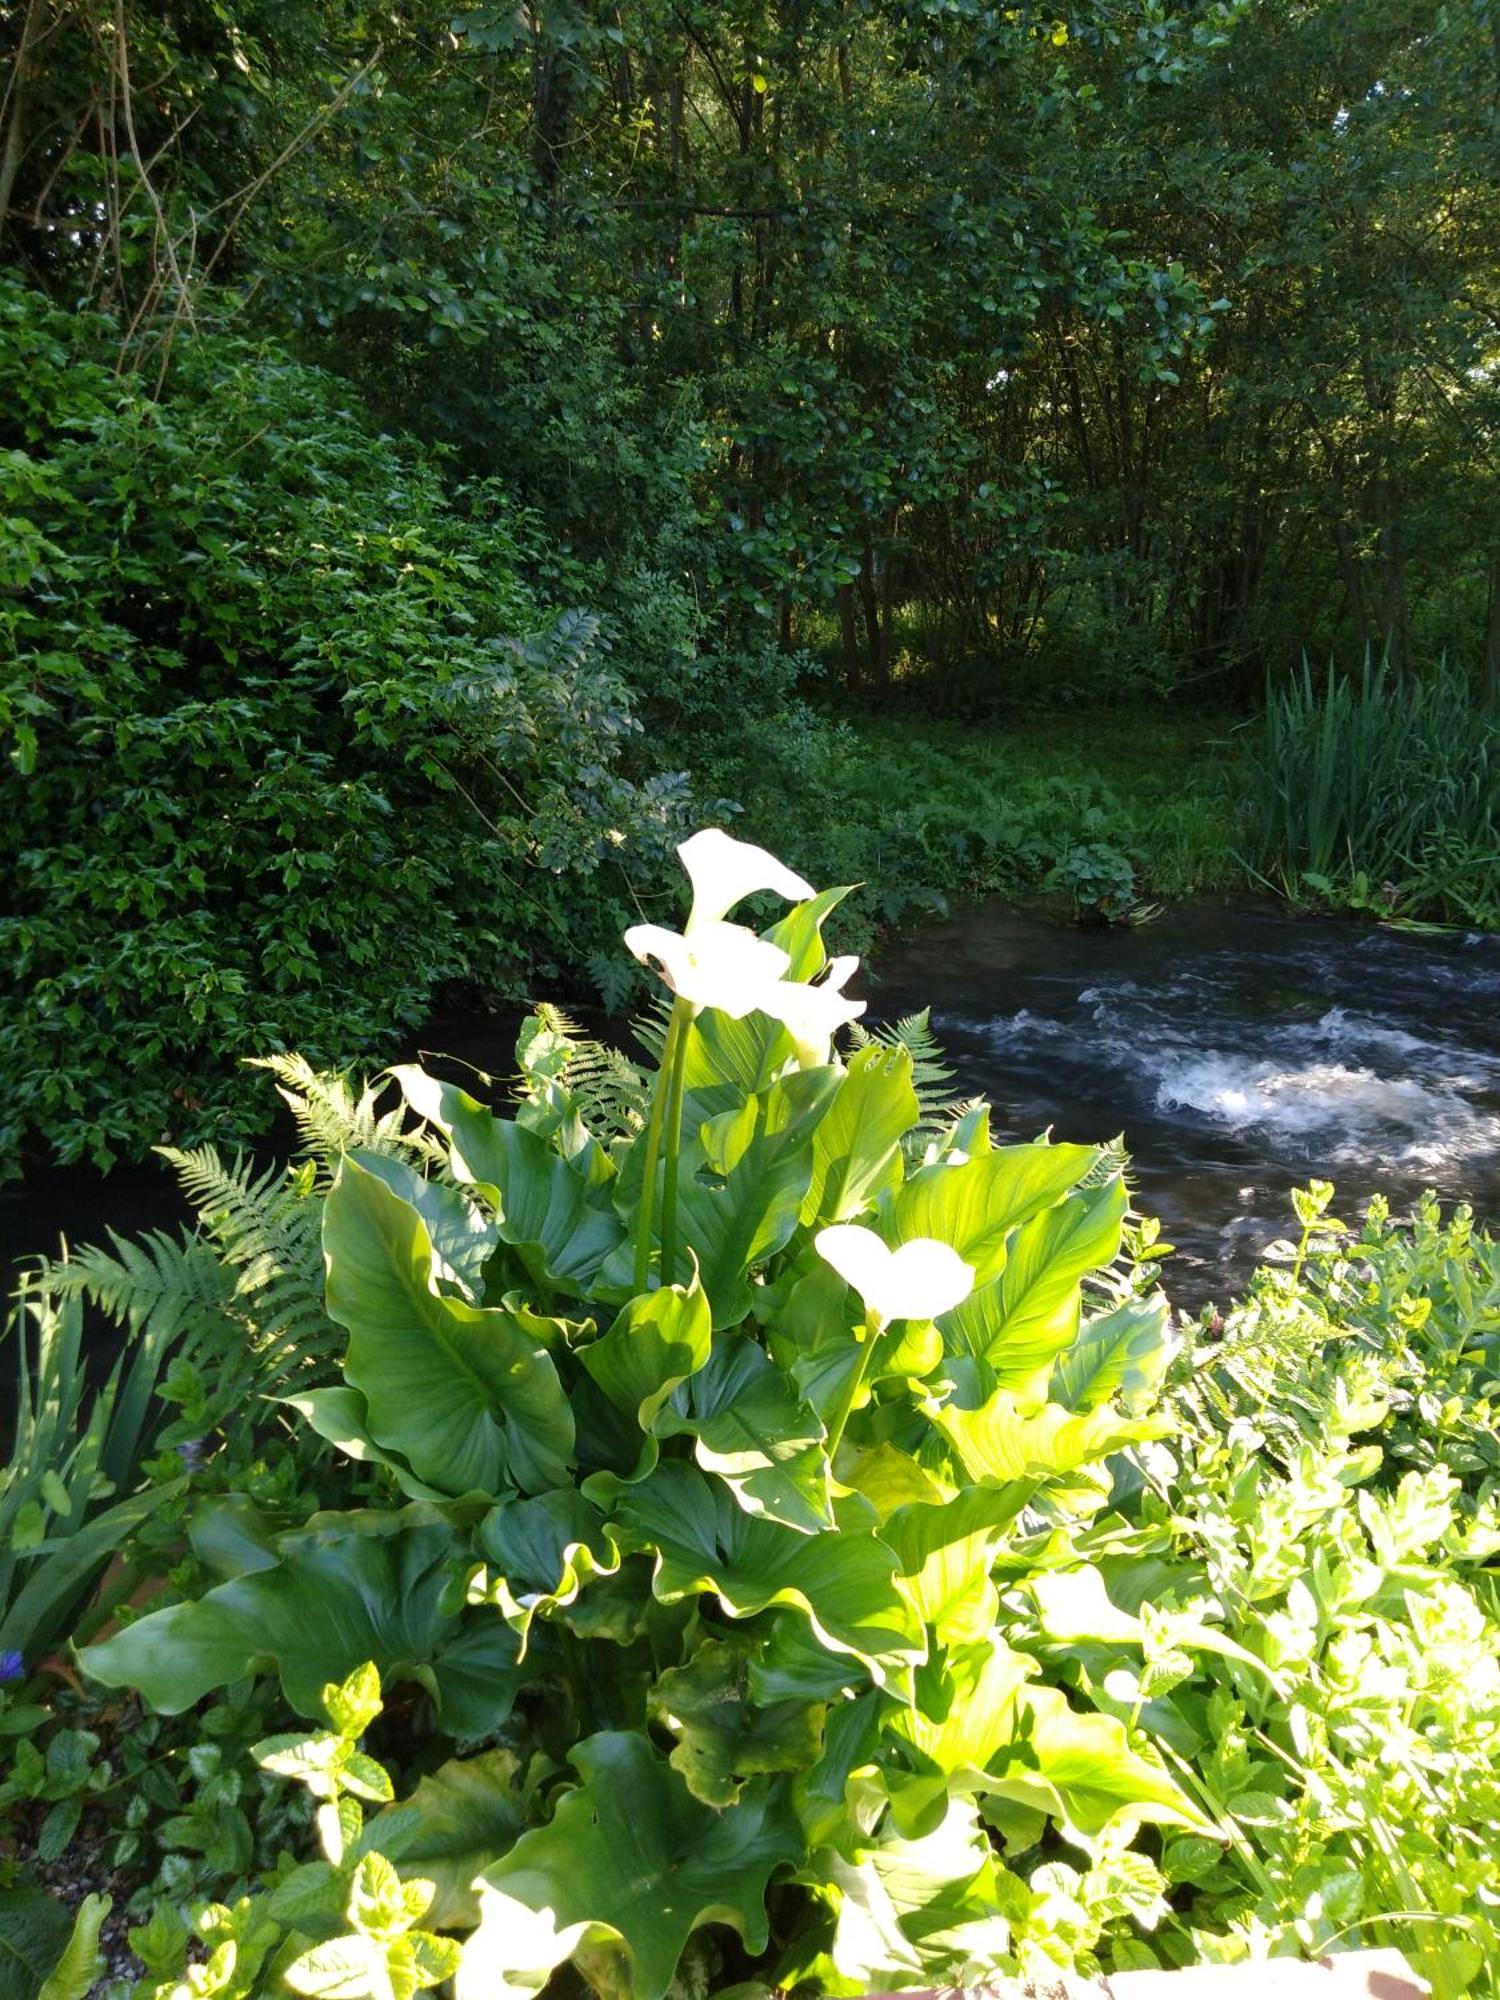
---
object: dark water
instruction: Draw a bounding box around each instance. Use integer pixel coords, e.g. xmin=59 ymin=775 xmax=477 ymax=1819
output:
xmin=870 ymin=899 xmax=1500 ymax=1304
xmin=5 ymin=908 xmax=1500 ymax=1322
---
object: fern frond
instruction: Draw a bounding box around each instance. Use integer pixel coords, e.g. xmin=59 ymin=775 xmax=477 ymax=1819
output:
xmin=159 ymin=1144 xmax=340 ymax=1386
xmin=41 ymin=1227 xmax=235 ymax=1350
xmin=247 ymin=1053 xmax=432 ymax=1175
xmin=850 ymin=1007 xmax=961 ymax=1151
xmin=516 ymin=1003 xmax=649 ymax=1141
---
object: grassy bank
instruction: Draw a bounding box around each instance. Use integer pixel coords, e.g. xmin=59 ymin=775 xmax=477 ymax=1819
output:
xmin=727 ymin=707 xmax=1248 ymax=942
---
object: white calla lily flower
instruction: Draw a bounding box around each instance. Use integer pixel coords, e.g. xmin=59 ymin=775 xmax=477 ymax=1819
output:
xmin=623 ymin=920 xmax=791 ymax=1018
xmin=678 ymin=827 xmax=815 ymax=928
xmin=815 ymin=1223 xmax=974 ymax=1324
xmin=761 ymin=954 xmax=866 ymax=1066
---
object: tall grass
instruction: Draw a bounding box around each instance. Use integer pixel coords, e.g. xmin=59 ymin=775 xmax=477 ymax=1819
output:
xmin=1257 ymin=657 xmax=1500 ymax=921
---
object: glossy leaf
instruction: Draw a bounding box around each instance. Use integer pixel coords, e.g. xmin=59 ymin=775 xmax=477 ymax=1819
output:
xmin=616 ymin=1462 xmax=924 ymax=1683
xmin=82 ymin=1513 xmax=525 ymax=1737
xmin=649 ymin=1639 xmax=826 ymax=1805
xmin=395 ymin=1067 xmax=625 ymax=1295
xmin=459 ymin=1732 xmax=800 ymax=2000
xmin=324 ymin=1156 xmax=573 ymax=1496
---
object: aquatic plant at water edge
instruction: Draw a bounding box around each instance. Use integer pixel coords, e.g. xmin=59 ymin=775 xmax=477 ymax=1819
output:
xmin=1255 ymin=656 xmax=1500 ymax=924
xmin=80 ymin=828 xmax=1211 ymax=1996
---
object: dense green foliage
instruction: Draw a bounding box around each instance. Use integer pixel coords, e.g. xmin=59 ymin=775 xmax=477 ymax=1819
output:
xmin=0 ymin=275 xmax=693 ymax=1167
xmin=3 ymin=0 xmax=1499 ymax=1163
xmin=2 ymin=842 xmax=1498 ymax=1997
xmin=5 ymin=0 xmax=1495 ymax=692
xmin=1254 ymin=657 xmax=1500 ymax=926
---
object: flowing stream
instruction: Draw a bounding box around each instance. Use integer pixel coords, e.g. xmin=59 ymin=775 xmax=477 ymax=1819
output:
xmin=869 ymin=899 xmax=1500 ymax=1304
xmin=5 ymin=903 xmax=1499 ymax=1320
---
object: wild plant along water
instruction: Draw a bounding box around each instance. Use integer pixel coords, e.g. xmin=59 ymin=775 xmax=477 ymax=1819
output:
xmin=81 ymin=829 xmax=1202 ymax=1995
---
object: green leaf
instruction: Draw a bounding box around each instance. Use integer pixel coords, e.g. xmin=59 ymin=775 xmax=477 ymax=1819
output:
xmin=459 ymin=1733 xmax=800 ymax=2000
xmin=396 ymin=1068 xmax=624 ymax=1295
xmin=472 ymin=1490 xmax=620 ymax=1652
xmin=980 ymin=1686 xmax=1209 ymax=1840
xmin=324 ymin=1661 xmax=384 ymax=1739
xmin=929 ymin=1378 xmax=1169 ymax=1486
xmin=800 ymin=1044 xmax=919 ymax=1226
xmin=616 ymin=1462 xmax=923 ymax=1684
xmin=659 ymin=1335 xmax=831 ymax=1532
xmin=578 ymin=1275 xmax=711 ymax=1431
xmin=279 ymin=1386 xmax=453 ymax=1501
xmin=0 ymin=1889 xmax=76 ymax=2000
xmin=881 ymin=1484 xmax=1031 ymax=1641
xmin=348 ymin=1149 xmax=498 ymax=1303
xmin=1049 ymin=1292 xmax=1171 ymax=1411
xmin=940 ymin=1177 xmax=1128 ymax=1385
xmin=37 ymin=1893 xmax=110 ymax=2000
xmin=81 ymin=1513 xmax=526 ymax=1736
xmin=887 ymin=1636 xmax=1034 ymax=1783
xmin=649 ymin=1639 xmax=825 ymax=1805
xmin=377 ymin=1750 xmax=531 ymax=1930
xmin=672 ymin=1068 xmax=841 ymax=1328
xmin=324 ymin=1156 xmax=574 ymax=1496
xmin=883 ymin=1141 xmax=1101 ymax=1283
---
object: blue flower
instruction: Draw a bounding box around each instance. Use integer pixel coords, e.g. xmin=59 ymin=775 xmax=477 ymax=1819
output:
xmin=0 ymin=1650 xmax=25 ymax=1685
xmin=175 ymin=1437 xmax=205 ymax=1471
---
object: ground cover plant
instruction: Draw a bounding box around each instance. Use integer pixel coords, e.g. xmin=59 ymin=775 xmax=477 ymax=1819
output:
xmin=4 ymin=830 xmax=1499 ymax=1999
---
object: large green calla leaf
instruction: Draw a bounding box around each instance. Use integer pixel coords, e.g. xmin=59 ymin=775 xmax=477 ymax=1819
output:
xmin=978 ymin=1685 xmax=1209 ymax=1840
xmin=81 ymin=1513 xmax=525 ymax=1737
xmin=1049 ymin=1291 xmax=1171 ymax=1411
xmin=881 ymin=1484 xmax=1032 ymax=1640
xmin=886 ymin=1636 xmax=1034 ymax=1782
xmin=471 ymin=1490 xmax=619 ymax=1653
xmin=800 ymin=1043 xmax=918 ymax=1226
xmin=640 ymin=1068 xmax=839 ymax=1327
xmin=883 ymin=1140 xmax=1101 ymax=1284
xmin=941 ymin=1176 xmax=1128 ymax=1383
xmin=348 ymin=1149 xmax=497 ymax=1302
xmin=377 ymin=1750 xmax=532 ymax=1929
xmin=929 ymin=1377 xmax=1170 ymax=1487
xmin=658 ymin=1335 xmax=831 ymax=1532
xmin=649 ymin=1638 xmax=826 ymax=1805
xmin=395 ymin=1066 xmax=625 ymax=1295
xmin=578 ymin=1275 xmax=711 ymax=1431
xmin=616 ymin=1462 xmax=924 ymax=1684
xmin=458 ymin=1732 xmax=800 ymax=2000
xmin=280 ymin=1386 xmax=452 ymax=1502
xmin=324 ymin=1157 xmax=574 ymax=1496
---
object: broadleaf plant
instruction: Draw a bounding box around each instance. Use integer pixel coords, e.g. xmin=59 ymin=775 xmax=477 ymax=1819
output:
xmin=82 ymin=829 xmax=1198 ymax=1996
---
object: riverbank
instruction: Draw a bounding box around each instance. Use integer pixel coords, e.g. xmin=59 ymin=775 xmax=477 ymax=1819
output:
xmin=732 ymin=707 xmax=1249 ymax=947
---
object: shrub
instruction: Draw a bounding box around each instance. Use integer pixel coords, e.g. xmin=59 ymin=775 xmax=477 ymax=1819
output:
xmin=0 ymin=275 xmax=691 ymax=1170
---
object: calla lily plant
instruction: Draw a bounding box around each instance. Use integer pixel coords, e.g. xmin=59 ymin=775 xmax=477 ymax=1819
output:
xmin=625 ymin=828 xmax=866 ymax=1289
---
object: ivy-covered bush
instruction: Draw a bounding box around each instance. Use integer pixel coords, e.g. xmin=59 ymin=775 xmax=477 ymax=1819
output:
xmin=0 ymin=275 xmax=691 ymax=1170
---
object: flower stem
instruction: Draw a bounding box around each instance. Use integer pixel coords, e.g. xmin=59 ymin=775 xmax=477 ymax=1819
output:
xmin=633 ymin=996 xmax=692 ymax=1293
xmin=824 ymin=1311 xmax=883 ymax=1463
xmin=658 ymin=1001 xmax=693 ymax=1287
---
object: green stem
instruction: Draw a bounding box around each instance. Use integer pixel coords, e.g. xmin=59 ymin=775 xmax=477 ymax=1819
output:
xmin=824 ymin=1310 xmax=882 ymax=1462
xmin=658 ymin=1001 xmax=693 ymax=1288
xmin=633 ymin=996 xmax=691 ymax=1292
